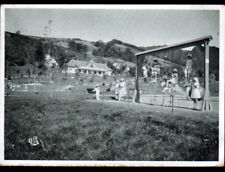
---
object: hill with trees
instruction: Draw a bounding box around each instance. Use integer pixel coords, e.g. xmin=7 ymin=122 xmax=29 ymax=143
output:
xmin=5 ymin=31 xmax=219 ymax=80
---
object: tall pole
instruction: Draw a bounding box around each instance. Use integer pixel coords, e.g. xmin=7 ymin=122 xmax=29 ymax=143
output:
xmin=201 ymin=40 xmax=211 ymax=111
xmin=135 ymin=55 xmax=140 ymax=103
xmin=48 ymin=20 xmax=52 ymax=56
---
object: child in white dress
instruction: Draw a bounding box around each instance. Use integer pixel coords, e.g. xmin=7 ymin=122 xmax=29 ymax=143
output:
xmin=93 ymin=85 xmax=100 ymax=100
xmin=191 ymin=77 xmax=201 ymax=110
xmin=119 ymin=78 xmax=127 ymax=101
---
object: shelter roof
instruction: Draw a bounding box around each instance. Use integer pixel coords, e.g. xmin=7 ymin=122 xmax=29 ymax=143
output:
xmin=135 ymin=35 xmax=212 ymax=57
xmin=67 ymin=59 xmax=112 ymax=71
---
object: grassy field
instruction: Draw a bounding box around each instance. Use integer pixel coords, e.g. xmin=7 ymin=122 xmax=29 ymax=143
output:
xmin=4 ymin=77 xmax=219 ymax=161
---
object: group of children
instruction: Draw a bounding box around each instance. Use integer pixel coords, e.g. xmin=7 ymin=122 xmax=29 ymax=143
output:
xmin=93 ymin=78 xmax=128 ymax=102
xmin=161 ymin=68 xmax=202 ymax=110
xmin=92 ymin=59 xmax=202 ymax=110
xmin=162 ymin=68 xmax=179 ymax=94
xmin=93 ymin=74 xmax=202 ymax=110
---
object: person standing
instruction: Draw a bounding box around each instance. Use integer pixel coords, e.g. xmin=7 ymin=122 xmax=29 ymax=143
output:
xmin=185 ymin=82 xmax=192 ymax=100
xmin=190 ymin=77 xmax=201 ymax=110
xmin=114 ymin=80 xmax=120 ymax=100
xmin=131 ymin=78 xmax=137 ymax=103
xmin=170 ymin=68 xmax=178 ymax=85
xmin=93 ymin=85 xmax=100 ymax=100
xmin=151 ymin=59 xmax=160 ymax=83
xmin=142 ymin=66 xmax=148 ymax=83
xmin=119 ymin=78 xmax=127 ymax=101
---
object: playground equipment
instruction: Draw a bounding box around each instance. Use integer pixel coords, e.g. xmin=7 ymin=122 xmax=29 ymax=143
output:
xmin=185 ymin=54 xmax=193 ymax=84
xmin=134 ymin=35 xmax=213 ymax=111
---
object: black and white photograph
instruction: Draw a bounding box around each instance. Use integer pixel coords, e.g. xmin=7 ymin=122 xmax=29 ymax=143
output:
xmin=0 ymin=5 xmax=224 ymax=167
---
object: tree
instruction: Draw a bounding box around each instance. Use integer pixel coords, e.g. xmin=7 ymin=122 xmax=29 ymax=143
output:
xmin=94 ymin=40 xmax=104 ymax=48
xmin=35 ymin=42 xmax=45 ymax=62
xmin=107 ymin=61 xmax=117 ymax=73
xmin=123 ymin=48 xmax=135 ymax=62
xmin=35 ymin=42 xmax=47 ymax=75
xmin=68 ymin=41 xmax=88 ymax=53
xmin=92 ymin=49 xmax=99 ymax=56
xmin=16 ymin=30 xmax=21 ymax=35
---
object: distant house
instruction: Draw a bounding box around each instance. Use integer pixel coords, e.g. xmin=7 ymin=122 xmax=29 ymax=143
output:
xmin=112 ymin=59 xmax=135 ymax=70
xmin=45 ymin=54 xmax=58 ymax=68
xmin=113 ymin=62 xmax=121 ymax=69
xmin=112 ymin=59 xmax=124 ymax=69
xmin=65 ymin=59 xmax=86 ymax=74
xmin=65 ymin=59 xmax=112 ymax=76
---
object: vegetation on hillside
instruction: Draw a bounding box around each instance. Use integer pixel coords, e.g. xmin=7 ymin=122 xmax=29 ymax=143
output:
xmin=5 ymin=32 xmax=220 ymax=80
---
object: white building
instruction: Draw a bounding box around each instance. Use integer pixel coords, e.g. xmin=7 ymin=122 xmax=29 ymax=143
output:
xmin=65 ymin=59 xmax=112 ymax=76
xmin=45 ymin=54 xmax=58 ymax=68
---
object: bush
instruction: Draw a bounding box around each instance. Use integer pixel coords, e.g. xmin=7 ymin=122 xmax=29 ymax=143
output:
xmin=68 ymin=41 xmax=88 ymax=53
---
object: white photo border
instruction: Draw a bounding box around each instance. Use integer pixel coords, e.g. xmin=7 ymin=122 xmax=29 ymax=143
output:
xmin=0 ymin=4 xmax=224 ymax=167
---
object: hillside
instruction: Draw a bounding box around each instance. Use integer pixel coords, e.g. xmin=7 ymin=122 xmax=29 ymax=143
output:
xmin=5 ymin=31 xmax=219 ymax=80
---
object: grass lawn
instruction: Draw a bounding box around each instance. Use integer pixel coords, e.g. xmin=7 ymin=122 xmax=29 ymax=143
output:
xmin=4 ymin=78 xmax=219 ymax=161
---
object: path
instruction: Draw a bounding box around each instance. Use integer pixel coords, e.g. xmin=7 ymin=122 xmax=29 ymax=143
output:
xmin=87 ymin=94 xmax=219 ymax=115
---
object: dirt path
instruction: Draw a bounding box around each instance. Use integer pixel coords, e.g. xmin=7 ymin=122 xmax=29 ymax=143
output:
xmin=86 ymin=96 xmax=219 ymax=122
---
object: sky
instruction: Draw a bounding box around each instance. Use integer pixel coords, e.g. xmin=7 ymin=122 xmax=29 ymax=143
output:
xmin=4 ymin=7 xmax=220 ymax=48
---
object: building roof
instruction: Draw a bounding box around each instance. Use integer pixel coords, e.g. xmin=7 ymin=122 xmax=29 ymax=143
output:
xmin=67 ymin=59 xmax=87 ymax=67
xmin=135 ymin=35 xmax=212 ymax=56
xmin=45 ymin=54 xmax=58 ymax=67
xmin=67 ymin=59 xmax=112 ymax=71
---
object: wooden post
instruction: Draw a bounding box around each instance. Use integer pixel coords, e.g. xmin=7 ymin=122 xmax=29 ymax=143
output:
xmin=201 ymin=40 xmax=211 ymax=111
xmin=135 ymin=55 xmax=140 ymax=103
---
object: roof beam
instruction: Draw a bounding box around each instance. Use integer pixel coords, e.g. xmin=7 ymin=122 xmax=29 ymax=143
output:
xmin=135 ymin=35 xmax=212 ymax=56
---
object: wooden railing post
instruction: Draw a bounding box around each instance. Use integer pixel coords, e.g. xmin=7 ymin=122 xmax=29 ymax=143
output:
xmin=201 ymin=40 xmax=211 ymax=111
xmin=135 ymin=55 xmax=140 ymax=103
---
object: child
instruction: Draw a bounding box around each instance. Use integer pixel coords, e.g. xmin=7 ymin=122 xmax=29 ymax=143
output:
xmin=191 ymin=77 xmax=201 ymax=110
xmin=142 ymin=66 xmax=148 ymax=83
xmin=170 ymin=68 xmax=178 ymax=85
xmin=185 ymin=82 xmax=192 ymax=100
xmin=93 ymin=85 xmax=100 ymax=100
xmin=162 ymin=81 xmax=174 ymax=106
xmin=119 ymin=78 xmax=127 ymax=101
xmin=167 ymin=81 xmax=174 ymax=106
xmin=162 ymin=81 xmax=173 ymax=93
xmin=160 ymin=74 xmax=168 ymax=88
xmin=114 ymin=80 xmax=120 ymax=100
xmin=7 ymin=79 xmax=14 ymax=91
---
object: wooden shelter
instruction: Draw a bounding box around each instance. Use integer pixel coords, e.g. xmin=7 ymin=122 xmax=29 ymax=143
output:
xmin=134 ymin=35 xmax=213 ymax=111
